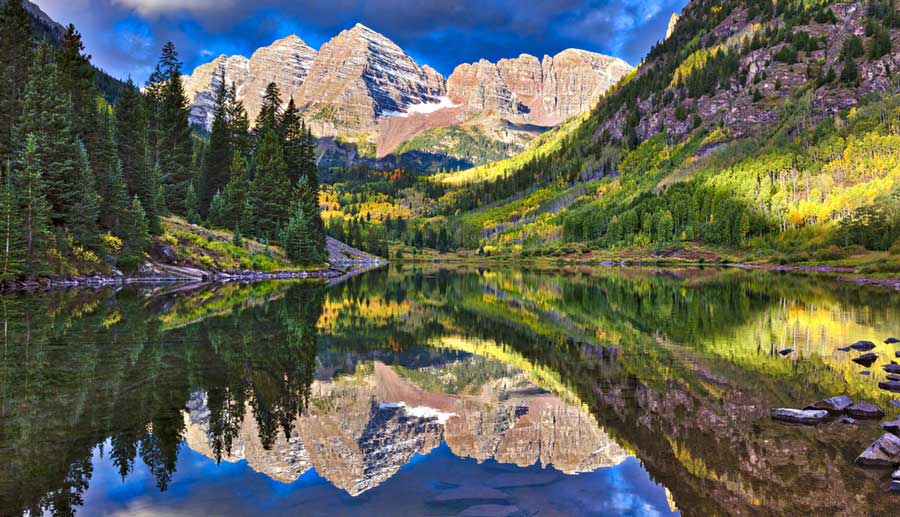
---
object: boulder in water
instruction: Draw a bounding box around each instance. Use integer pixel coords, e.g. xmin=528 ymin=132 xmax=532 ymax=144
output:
xmin=882 ymin=419 xmax=900 ymax=435
xmin=771 ymin=408 xmax=829 ymax=424
xmin=879 ymin=381 xmax=900 ymax=393
xmin=850 ymin=340 xmax=876 ymax=351
xmin=847 ymin=401 xmax=885 ymax=419
xmin=856 ymin=433 xmax=900 ymax=467
xmin=853 ymin=352 xmax=878 ymax=367
xmin=805 ymin=395 xmax=853 ymax=413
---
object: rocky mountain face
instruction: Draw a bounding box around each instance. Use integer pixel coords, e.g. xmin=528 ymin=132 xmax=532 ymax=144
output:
xmin=595 ymin=0 xmax=900 ymax=147
xmin=183 ymin=359 xmax=627 ymax=494
xmin=183 ymin=35 xmax=317 ymax=129
xmin=182 ymin=24 xmax=631 ymax=168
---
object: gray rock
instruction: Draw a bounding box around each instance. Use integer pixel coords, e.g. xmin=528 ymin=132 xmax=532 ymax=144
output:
xmin=885 ymin=364 xmax=900 ymax=374
xmin=458 ymin=505 xmax=526 ymax=517
xmin=850 ymin=340 xmax=876 ymax=351
xmin=888 ymin=374 xmax=900 ymax=382
xmin=883 ymin=419 xmax=900 ymax=435
xmin=847 ymin=401 xmax=886 ymax=419
xmin=886 ymin=337 xmax=900 ymax=344
xmin=805 ymin=395 xmax=853 ymax=413
xmin=893 ymin=468 xmax=900 ymax=480
xmin=856 ymin=433 xmax=900 ymax=467
xmin=879 ymin=381 xmax=900 ymax=393
xmin=770 ymin=408 xmax=829 ymax=424
xmin=853 ymin=352 xmax=878 ymax=367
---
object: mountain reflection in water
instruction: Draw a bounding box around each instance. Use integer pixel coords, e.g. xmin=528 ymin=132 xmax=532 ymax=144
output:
xmin=3 ymin=265 xmax=900 ymax=515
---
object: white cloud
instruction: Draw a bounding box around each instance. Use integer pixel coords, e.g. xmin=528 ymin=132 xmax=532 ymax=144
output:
xmin=112 ymin=0 xmax=238 ymax=17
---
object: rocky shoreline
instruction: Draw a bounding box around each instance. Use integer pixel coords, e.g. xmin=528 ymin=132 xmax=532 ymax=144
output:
xmin=0 ymin=260 xmax=387 ymax=293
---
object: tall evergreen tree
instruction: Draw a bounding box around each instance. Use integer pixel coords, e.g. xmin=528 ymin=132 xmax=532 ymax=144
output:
xmin=227 ymin=83 xmax=251 ymax=157
xmin=17 ymin=135 xmax=51 ymax=276
xmin=150 ymin=42 xmax=194 ymax=214
xmin=281 ymin=98 xmax=304 ymax=186
xmin=95 ymin=104 xmax=128 ymax=231
xmin=18 ymin=43 xmax=85 ymax=226
xmin=57 ymin=24 xmax=98 ymax=146
xmin=0 ymin=164 xmax=23 ymax=281
xmin=201 ymin=68 xmax=232 ymax=215
xmin=250 ymin=129 xmax=291 ymax=240
xmin=69 ymin=144 xmax=101 ymax=249
xmin=255 ymin=82 xmax=282 ymax=135
xmin=222 ymin=151 xmax=250 ymax=230
xmin=0 ymin=0 xmax=33 ymax=162
xmin=121 ymin=195 xmax=150 ymax=258
xmin=116 ymin=80 xmax=162 ymax=233
xmin=283 ymin=205 xmax=314 ymax=264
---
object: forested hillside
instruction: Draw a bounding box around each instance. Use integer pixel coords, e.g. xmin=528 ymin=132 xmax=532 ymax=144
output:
xmin=0 ymin=0 xmax=327 ymax=282
xmin=396 ymin=0 xmax=900 ymax=264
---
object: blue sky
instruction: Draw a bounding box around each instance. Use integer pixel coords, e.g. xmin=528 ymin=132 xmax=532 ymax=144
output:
xmin=37 ymin=0 xmax=687 ymax=83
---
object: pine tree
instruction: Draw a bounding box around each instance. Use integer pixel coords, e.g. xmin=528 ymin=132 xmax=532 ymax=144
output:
xmin=227 ymin=83 xmax=251 ymax=157
xmin=57 ymin=24 xmax=98 ymax=146
xmin=281 ymin=98 xmax=304 ymax=185
xmin=256 ymin=82 xmax=282 ymax=135
xmin=151 ymin=42 xmax=194 ymax=214
xmin=95 ymin=105 xmax=128 ymax=231
xmin=208 ymin=191 xmax=226 ymax=228
xmin=0 ymin=163 xmax=23 ymax=281
xmin=18 ymin=43 xmax=84 ymax=225
xmin=185 ymin=182 xmax=201 ymax=224
xmin=840 ymin=52 xmax=859 ymax=85
xmin=69 ymin=143 xmax=101 ymax=250
xmin=284 ymin=205 xmax=314 ymax=264
xmin=121 ymin=195 xmax=150 ymax=258
xmin=222 ymin=151 xmax=250 ymax=230
xmin=249 ymin=129 xmax=291 ymax=239
xmin=201 ymin=68 xmax=232 ymax=215
xmin=0 ymin=0 xmax=33 ymax=162
xmin=116 ymin=80 xmax=162 ymax=232
xmin=17 ymin=135 xmax=51 ymax=276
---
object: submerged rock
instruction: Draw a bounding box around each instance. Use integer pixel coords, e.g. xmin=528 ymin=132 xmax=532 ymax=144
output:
xmin=853 ymin=353 xmax=879 ymax=367
xmin=856 ymin=433 xmax=900 ymax=467
xmin=879 ymin=381 xmax=900 ymax=393
xmin=806 ymin=395 xmax=853 ymax=413
xmin=847 ymin=401 xmax=886 ymax=419
xmin=883 ymin=419 xmax=900 ymax=435
xmin=835 ymin=416 xmax=856 ymax=425
xmin=837 ymin=346 xmax=852 ymax=352
xmin=771 ymin=408 xmax=829 ymax=424
xmin=850 ymin=340 xmax=876 ymax=351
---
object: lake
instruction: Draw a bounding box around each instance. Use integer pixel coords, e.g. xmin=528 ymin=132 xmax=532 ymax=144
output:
xmin=2 ymin=265 xmax=900 ymax=516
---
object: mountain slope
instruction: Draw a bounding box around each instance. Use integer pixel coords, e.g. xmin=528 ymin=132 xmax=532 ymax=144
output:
xmin=436 ymin=0 xmax=900 ymax=259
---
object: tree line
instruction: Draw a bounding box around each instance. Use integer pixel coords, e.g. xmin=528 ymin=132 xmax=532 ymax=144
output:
xmin=0 ymin=0 xmax=326 ymax=282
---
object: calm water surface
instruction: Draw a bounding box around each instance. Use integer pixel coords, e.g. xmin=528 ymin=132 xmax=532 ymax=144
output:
xmin=3 ymin=265 xmax=900 ymax=516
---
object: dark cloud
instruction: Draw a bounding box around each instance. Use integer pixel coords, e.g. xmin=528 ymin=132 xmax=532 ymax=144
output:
xmin=37 ymin=0 xmax=687 ymax=82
